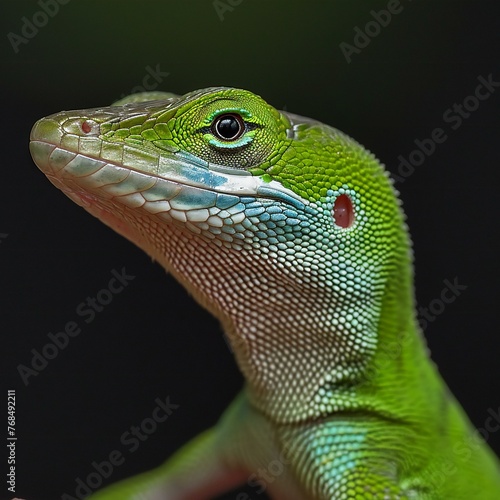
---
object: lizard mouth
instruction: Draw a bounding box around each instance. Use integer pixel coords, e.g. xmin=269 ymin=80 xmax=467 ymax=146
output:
xmin=30 ymin=115 xmax=307 ymax=250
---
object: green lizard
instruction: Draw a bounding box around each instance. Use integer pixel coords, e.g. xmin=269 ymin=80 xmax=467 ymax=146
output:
xmin=30 ymin=88 xmax=500 ymax=499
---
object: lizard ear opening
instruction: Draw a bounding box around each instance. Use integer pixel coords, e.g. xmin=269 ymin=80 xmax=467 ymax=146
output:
xmin=333 ymin=194 xmax=354 ymax=228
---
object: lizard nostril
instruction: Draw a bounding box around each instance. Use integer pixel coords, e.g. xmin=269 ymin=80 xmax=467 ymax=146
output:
xmin=333 ymin=194 xmax=354 ymax=228
xmin=81 ymin=120 xmax=92 ymax=134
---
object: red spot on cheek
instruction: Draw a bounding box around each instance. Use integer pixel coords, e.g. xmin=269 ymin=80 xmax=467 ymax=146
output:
xmin=333 ymin=194 xmax=354 ymax=228
xmin=81 ymin=121 xmax=92 ymax=134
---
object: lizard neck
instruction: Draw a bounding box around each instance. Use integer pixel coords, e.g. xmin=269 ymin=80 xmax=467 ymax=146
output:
xmin=222 ymin=231 xmax=441 ymax=427
xmin=123 ymin=206 xmax=439 ymax=426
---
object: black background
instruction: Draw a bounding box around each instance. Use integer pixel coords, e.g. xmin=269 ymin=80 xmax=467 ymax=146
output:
xmin=1 ymin=1 xmax=500 ymax=499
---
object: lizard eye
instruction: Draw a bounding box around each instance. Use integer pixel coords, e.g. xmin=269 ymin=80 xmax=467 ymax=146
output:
xmin=212 ymin=114 xmax=245 ymax=141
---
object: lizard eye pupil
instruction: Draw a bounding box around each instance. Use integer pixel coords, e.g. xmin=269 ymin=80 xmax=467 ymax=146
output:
xmin=213 ymin=114 xmax=244 ymax=141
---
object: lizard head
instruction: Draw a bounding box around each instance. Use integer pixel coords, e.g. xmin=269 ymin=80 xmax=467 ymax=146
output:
xmin=30 ymin=87 xmax=413 ymax=421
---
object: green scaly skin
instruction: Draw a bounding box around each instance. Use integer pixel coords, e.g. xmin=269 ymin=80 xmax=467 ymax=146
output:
xmin=30 ymin=88 xmax=500 ymax=499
